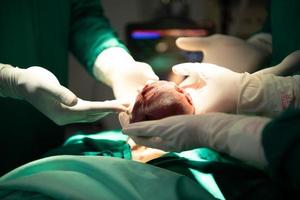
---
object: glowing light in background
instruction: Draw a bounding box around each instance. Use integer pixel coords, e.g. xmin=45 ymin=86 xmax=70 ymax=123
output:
xmin=156 ymin=41 xmax=169 ymax=52
xmin=131 ymin=29 xmax=208 ymax=40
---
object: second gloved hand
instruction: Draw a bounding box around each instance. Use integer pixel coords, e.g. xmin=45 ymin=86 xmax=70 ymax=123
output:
xmin=93 ymin=47 xmax=159 ymax=104
xmin=173 ymin=62 xmax=300 ymax=117
xmin=123 ymin=113 xmax=271 ymax=168
xmin=110 ymin=61 xmax=159 ymax=103
xmin=0 ymin=65 xmax=128 ymax=125
xmin=176 ymin=34 xmax=271 ymax=73
xmin=173 ymin=63 xmax=242 ymax=114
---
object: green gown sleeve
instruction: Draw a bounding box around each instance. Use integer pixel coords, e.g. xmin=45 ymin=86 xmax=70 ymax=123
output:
xmin=259 ymin=0 xmax=300 ymax=68
xmin=262 ymin=109 xmax=300 ymax=190
xmin=69 ymin=0 xmax=128 ymax=73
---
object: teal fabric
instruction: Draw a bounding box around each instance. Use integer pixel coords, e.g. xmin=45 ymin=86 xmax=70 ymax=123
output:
xmin=150 ymin=154 xmax=282 ymax=200
xmin=0 ymin=130 xmax=285 ymax=200
xmin=262 ymin=109 xmax=300 ymax=195
xmin=0 ymin=156 xmax=216 ymax=200
xmin=0 ymin=191 xmax=55 ymax=200
xmin=0 ymin=0 xmax=126 ymax=175
xmin=259 ymin=0 xmax=300 ymax=74
xmin=45 ymin=138 xmax=132 ymax=159
xmin=61 ymin=130 xmax=132 ymax=159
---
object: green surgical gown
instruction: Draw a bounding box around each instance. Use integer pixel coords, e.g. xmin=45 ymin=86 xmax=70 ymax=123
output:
xmin=260 ymin=0 xmax=300 ymax=74
xmin=255 ymin=0 xmax=300 ymax=192
xmin=259 ymin=0 xmax=300 ymax=193
xmin=0 ymin=0 xmax=126 ymax=175
xmin=262 ymin=109 xmax=300 ymax=195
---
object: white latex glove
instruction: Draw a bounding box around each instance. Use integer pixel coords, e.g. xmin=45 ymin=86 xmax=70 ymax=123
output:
xmin=172 ymin=63 xmax=242 ymax=114
xmin=122 ymin=112 xmax=271 ymax=168
xmin=237 ymin=73 xmax=300 ymax=117
xmin=176 ymin=33 xmax=272 ymax=73
xmin=173 ymin=63 xmax=300 ymax=117
xmin=0 ymin=65 xmax=128 ymax=125
xmin=93 ymin=47 xmax=159 ymax=103
xmin=254 ymin=50 xmax=300 ymax=76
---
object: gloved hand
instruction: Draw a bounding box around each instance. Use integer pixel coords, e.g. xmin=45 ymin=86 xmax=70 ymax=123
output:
xmin=173 ymin=62 xmax=242 ymax=114
xmin=176 ymin=33 xmax=272 ymax=72
xmin=122 ymin=112 xmax=271 ymax=168
xmin=254 ymin=50 xmax=300 ymax=76
xmin=0 ymin=65 xmax=128 ymax=125
xmin=93 ymin=47 xmax=159 ymax=104
xmin=237 ymin=73 xmax=300 ymax=117
xmin=173 ymin=62 xmax=300 ymax=117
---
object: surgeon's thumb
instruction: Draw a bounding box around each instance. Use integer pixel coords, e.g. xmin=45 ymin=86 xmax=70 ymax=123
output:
xmin=172 ymin=63 xmax=198 ymax=76
xmin=172 ymin=63 xmax=203 ymax=87
xmin=176 ymin=37 xmax=210 ymax=51
xmin=119 ymin=112 xmax=130 ymax=128
xmin=47 ymin=84 xmax=78 ymax=106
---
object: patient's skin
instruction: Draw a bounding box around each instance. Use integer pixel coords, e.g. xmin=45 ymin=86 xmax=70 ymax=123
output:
xmin=128 ymin=138 xmax=166 ymax=163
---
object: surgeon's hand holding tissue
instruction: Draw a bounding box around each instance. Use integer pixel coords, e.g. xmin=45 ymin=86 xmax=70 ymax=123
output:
xmin=0 ymin=47 xmax=158 ymax=125
xmin=122 ymin=61 xmax=300 ymax=169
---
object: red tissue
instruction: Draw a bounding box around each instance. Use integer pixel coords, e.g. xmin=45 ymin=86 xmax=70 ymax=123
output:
xmin=130 ymin=81 xmax=195 ymax=123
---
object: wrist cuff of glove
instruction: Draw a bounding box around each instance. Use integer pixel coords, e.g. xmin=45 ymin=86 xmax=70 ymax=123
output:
xmin=237 ymin=73 xmax=297 ymax=117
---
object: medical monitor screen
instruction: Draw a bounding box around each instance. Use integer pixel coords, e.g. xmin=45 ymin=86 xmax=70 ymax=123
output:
xmin=127 ymin=27 xmax=209 ymax=81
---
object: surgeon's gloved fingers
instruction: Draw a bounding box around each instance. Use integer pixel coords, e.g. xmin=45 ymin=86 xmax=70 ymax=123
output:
xmin=118 ymin=112 xmax=130 ymax=128
xmin=46 ymin=85 xmax=78 ymax=106
xmin=123 ymin=118 xmax=183 ymax=138
xmin=122 ymin=124 xmax=143 ymax=136
xmin=113 ymin=98 xmax=133 ymax=109
xmin=22 ymin=66 xmax=78 ymax=106
xmin=58 ymin=99 xmax=128 ymax=124
xmin=110 ymin=99 xmax=131 ymax=108
xmin=92 ymin=99 xmax=129 ymax=112
xmin=173 ymin=65 xmax=198 ymax=87
xmin=172 ymin=62 xmax=215 ymax=78
xmin=111 ymin=61 xmax=158 ymax=103
xmin=172 ymin=63 xmax=204 ymax=87
xmin=69 ymin=99 xmax=129 ymax=113
xmin=136 ymin=62 xmax=159 ymax=81
xmin=57 ymin=99 xmax=128 ymax=124
xmin=172 ymin=63 xmax=193 ymax=76
xmin=122 ymin=119 xmax=161 ymax=136
xmin=172 ymin=63 xmax=205 ymax=88
xmin=173 ymin=63 xmax=207 ymax=77
xmin=176 ymin=37 xmax=210 ymax=51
